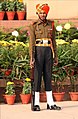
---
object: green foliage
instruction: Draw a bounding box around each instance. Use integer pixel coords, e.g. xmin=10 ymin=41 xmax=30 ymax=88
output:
xmin=62 ymin=27 xmax=78 ymax=43
xmin=52 ymin=40 xmax=78 ymax=92
xmin=5 ymin=0 xmax=16 ymax=11
xmin=57 ymin=42 xmax=78 ymax=67
xmin=0 ymin=27 xmax=30 ymax=80
xmin=0 ymin=1 xmax=6 ymax=11
xmin=70 ymin=43 xmax=78 ymax=67
xmin=22 ymin=81 xmax=31 ymax=94
xmin=52 ymin=66 xmax=66 ymax=92
xmin=64 ymin=66 xmax=78 ymax=92
xmin=55 ymin=21 xmax=78 ymax=43
xmin=5 ymin=81 xmax=15 ymax=95
xmin=69 ymin=74 xmax=78 ymax=92
xmin=0 ymin=27 xmax=28 ymax=43
xmin=0 ymin=0 xmax=25 ymax=12
xmin=57 ymin=44 xmax=72 ymax=66
xmin=15 ymin=0 xmax=25 ymax=11
xmin=11 ymin=49 xmax=30 ymax=80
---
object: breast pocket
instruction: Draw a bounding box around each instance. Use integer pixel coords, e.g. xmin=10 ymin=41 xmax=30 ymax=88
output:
xmin=35 ymin=29 xmax=43 ymax=38
xmin=47 ymin=28 xmax=53 ymax=38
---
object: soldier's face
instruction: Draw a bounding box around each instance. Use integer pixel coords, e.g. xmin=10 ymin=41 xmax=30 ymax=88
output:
xmin=38 ymin=11 xmax=47 ymax=21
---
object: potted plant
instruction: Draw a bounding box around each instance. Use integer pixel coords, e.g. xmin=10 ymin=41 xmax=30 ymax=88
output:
xmin=0 ymin=1 xmax=5 ymax=20
xmin=5 ymin=0 xmax=16 ymax=20
xmin=69 ymin=74 xmax=78 ymax=101
xmin=15 ymin=0 xmax=26 ymax=20
xmin=20 ymin=78 xmax=31 ymax=104
xmin=4 ymin=81 xmax=16 ymax=105
xmin=0 ymin=28 xmax=30 ymax=82
xmin=0 ymin=46 xmax=12 ymax=78
xmin=53 ymin=41 xmax=70 ymax=101
xmin=0 ymin=44 xmax=14 ymax=76
xmin=64 ymin=66 xmax=78 ymax=101
xmin=52 ymin=66 xmax=66 ymax=101
xmin=62 ymin=41 xmax=78 ymax=101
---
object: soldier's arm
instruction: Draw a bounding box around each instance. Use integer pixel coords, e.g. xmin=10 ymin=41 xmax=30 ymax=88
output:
xmin=29 ymin=23 xmax=35 ymax=68
xmin=29 ymin=23 xmax=36 ymax=111
xmin=52 ymin=24 xmax=58 ymax=65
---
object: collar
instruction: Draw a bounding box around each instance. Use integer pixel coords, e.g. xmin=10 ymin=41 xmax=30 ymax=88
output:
xmin=37 ymin=19 xmax=49 ymax=26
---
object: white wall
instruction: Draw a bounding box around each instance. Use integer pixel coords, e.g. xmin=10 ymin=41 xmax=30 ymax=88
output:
xmin=23 ymin=0 xmax=78 ymax=19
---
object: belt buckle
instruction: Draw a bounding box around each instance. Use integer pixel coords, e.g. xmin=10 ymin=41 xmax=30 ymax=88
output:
xmin=43 ymin=40 xmax=48 ymax=44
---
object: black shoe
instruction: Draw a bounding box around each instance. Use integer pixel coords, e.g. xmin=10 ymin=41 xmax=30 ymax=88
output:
xmin=47 ymin=104 xmax=61 ymax=110
xmin=32 ymin=105 xmax=40 ymax=111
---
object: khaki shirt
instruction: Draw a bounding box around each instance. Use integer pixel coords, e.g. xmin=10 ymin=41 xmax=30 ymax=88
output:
xmin=29 ymin=19 xmax=57 ymax=59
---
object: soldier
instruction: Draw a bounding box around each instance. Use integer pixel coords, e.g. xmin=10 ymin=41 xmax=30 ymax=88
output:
xmin=29 ymin=3 xmax=61 ymax=111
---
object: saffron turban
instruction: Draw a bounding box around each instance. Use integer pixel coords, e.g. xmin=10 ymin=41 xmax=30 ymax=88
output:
xmin=36 ymin=4 xmax=50 ymax=14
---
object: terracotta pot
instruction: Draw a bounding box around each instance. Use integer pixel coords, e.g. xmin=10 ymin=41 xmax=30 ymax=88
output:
xmin=6 ymin=11 xmax=15 ymax=20
xmin=20 ymin=94 xmax=31 ymax=104
xmin=17 ymin=11 xmax=25 ymax=20
xmin=40 ymin=92 xmax=47 ymax=102
xmin=4 ymin=95 xmax=16 ymax=105
xmin=69 ymin=92 xmax=78 ymax=101
xmin=53 ymin=92 xmax=65 ymax=101
xmin=0 ymin=11 xmax=5 ymax=20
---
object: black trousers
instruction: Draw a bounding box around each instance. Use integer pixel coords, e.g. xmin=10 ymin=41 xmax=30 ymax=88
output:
xmin=34 ymin=46 xmax=53 ymax=92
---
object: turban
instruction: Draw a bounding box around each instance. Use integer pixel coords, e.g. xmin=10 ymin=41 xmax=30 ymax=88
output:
xmin=36 ymin=4 xmax=50 ymax=14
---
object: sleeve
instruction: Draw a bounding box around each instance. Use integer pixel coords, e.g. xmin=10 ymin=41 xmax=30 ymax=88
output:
xmin=52 ymin=21 xmax=58 ymax=58
xmin=28 ymin=23 xmax=35 ymax=59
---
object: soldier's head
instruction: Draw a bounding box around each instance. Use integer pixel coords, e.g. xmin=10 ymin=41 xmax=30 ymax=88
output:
xmin=36 ymin=4 xmax=50 ymax=21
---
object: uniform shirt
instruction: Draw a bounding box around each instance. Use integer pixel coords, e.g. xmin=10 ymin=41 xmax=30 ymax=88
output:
xmin=29 ymin=19 xmax=57 ymax=59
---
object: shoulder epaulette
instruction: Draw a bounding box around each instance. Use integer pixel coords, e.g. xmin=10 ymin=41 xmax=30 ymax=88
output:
xmin=48 ymin=19 xmax=54 ymax=23
xmin=31 ymin=20 xmax=37 ymax=26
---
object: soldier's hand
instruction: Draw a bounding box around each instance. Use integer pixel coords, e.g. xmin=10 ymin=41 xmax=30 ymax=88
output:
xmin=30 ymin=58 xmax=35 ymax=68
xmin=53 ymin=57 xmax=58 ymax=66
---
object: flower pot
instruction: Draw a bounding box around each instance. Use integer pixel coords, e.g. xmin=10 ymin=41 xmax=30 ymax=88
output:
xmin=53 ymin=92 xmax=65 ymax=101
xmin=6 ymin=11 xmax=15 ymax=20
xmin=17 ymin=11 xmax=25 ymax=20
xmin=0 ymin=11 xmax=5 ymax=20
xmin=4 ymin=95 xmax=16 ymax=105
xmin=40 ymin=92 xmax=47 ymax=102
xmin=20 ymin=94 xmax=31 ymax=104
xmin=69 ymin=92 xmax=78 ymax=101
